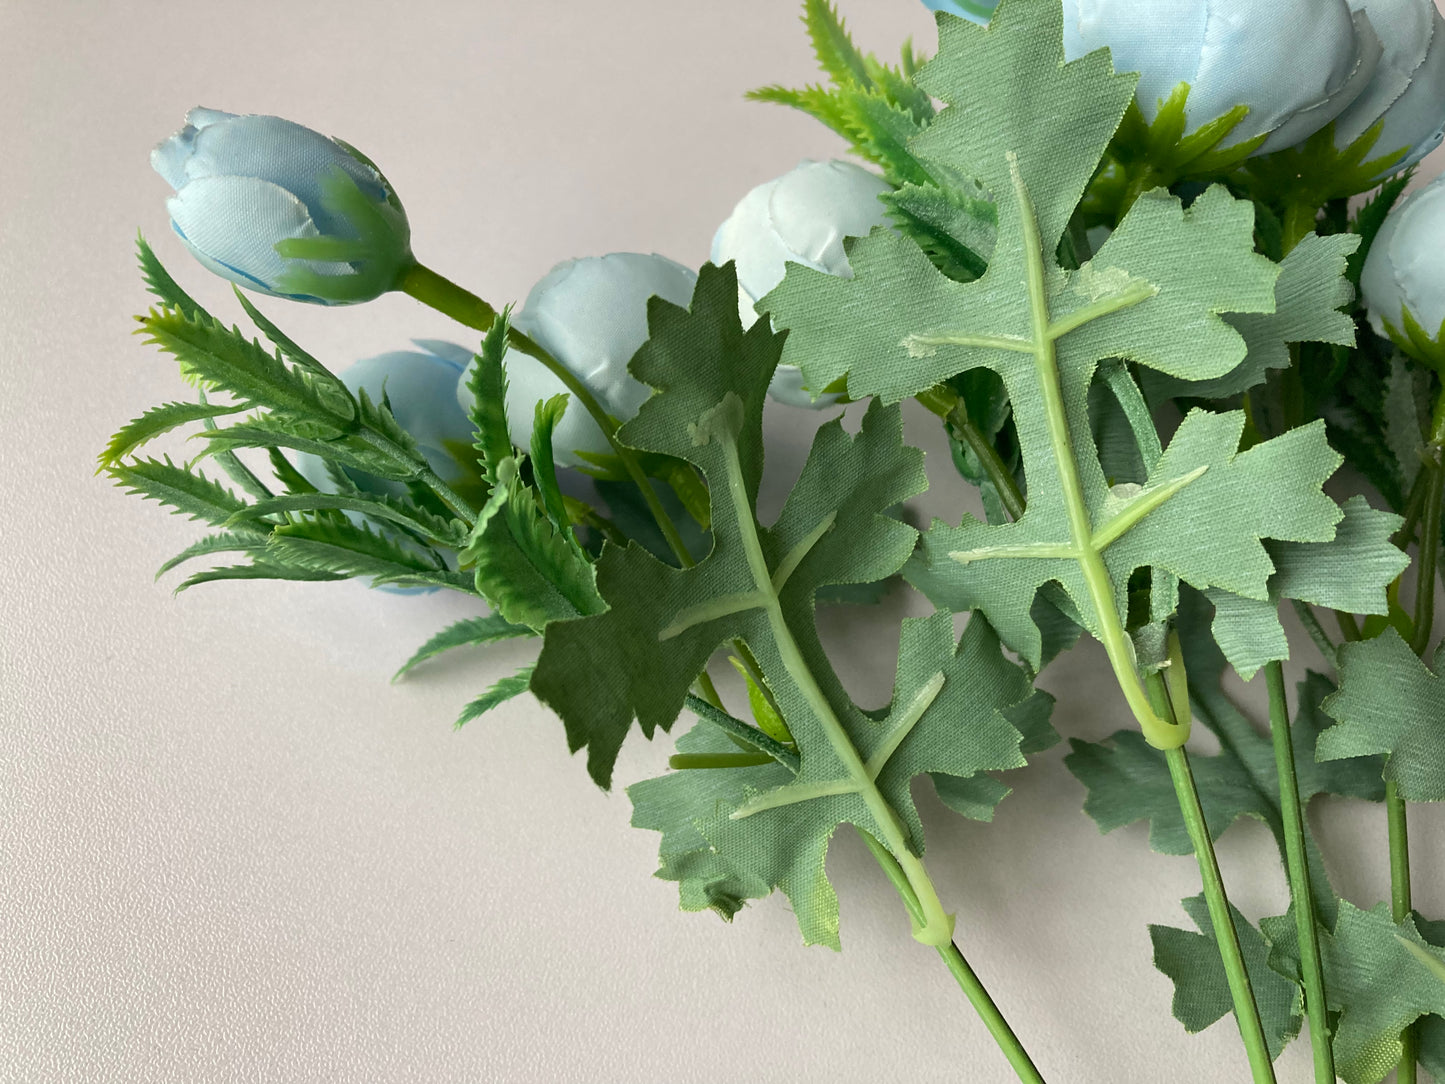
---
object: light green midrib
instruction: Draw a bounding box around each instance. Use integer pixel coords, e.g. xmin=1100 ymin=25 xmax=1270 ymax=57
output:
xmin=1009 ymin=159 xmax=1185 ymax=750
xmin=715 ymin=428 xmax=955 ymax=947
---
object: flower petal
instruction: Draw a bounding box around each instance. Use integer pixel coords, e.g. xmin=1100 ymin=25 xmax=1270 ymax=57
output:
xmin=166 ymin=174 xmax=321 ymax=296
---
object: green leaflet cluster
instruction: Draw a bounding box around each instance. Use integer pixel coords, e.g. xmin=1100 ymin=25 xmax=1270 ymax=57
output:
xmin=1068 ymin=589 xmax=1445 ymax=1081
xmin=530 ymin=263 xmax=1040 ymax=948
xmin=761 ymin=0 xmax=1403 ymax=750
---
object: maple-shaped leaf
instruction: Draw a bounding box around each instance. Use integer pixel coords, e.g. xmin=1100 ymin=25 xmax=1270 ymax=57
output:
xmin=1150 ymin=895 xmax=1304 ymax=1061
xmin=533 ymin=263 xmax=1033 ymax=948
xmin=762 ymin=0 xmax=1356 ymax=749
xmin=1319 ymin=629 xmax=1445 ymax=802
xmin=1067 ymin=589 xmax=1383 ymax=913
xmin=628 ymin=612 xmax=1034 ymax=947
xmin=1203 ymin=495 xmax=1407 ymax=680
xmin=1320 ymin=903 xmax=1445 ymax=1084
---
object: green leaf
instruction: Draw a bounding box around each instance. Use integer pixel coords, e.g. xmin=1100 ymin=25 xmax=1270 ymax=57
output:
xmin=265 ymin=516 xmax=458 ymax=589
xmin=1065 ymin=587 xmax=1384 ymax=922
xmin=230 ymin=287 xmax=347 ymax=388
xmin=1319 ymin=628 xmax=1445 ymax=802
xmin=1203 ymin=495 xmax=1407 ymax=679
xmin=195 ymin=418 xmax=420 ymax=481
xmin=881 ymin=179 xmax=995 ymax=283
xmin=760 ymin=10 xmax=1359 ymax=752
xmin=99 ymin=400 xmax=247 ymax=467
xmin=455 ymin=663 xmax=536 ymax=727
xmin=1144 ymin=232 xmax=1361 ymax=401
xmin=466 ymin=308 xmax=515 ymax=485
xmin=224 ymin=492 xmax=469 ymax=549
xmin=136 ymin=233 xmax=202 ymax=319
xmin=1322 ymin=902 xmax=1445 ymax=1084
xmin=394 ymin=613 xmax=534 ymax=681
xmin=155 ymin=532 xmax=270 ymax=578
xmin=138 ymin=306 xmax=355 ymax=425
xmin=801 ymin=0 xmax=871 ymax=90
xmin=529 ymin=394 xmax=574 ymax=530
xmin=174 ymin=561 xmax=348 ymax=593
xmin=463 ymin=470 xmax=603 ymax=632
xmin=537 ymin=263 xmax=1031 ymax=947
xmin=107 ymin=456 xmax=257 ymax=528
xmin=1150 ymin=894 xmax=1303 ymax=1060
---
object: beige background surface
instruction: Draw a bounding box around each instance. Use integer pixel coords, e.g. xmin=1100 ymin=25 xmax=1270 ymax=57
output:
xmin=3 ymin=2 xmax=1444 ymax=1081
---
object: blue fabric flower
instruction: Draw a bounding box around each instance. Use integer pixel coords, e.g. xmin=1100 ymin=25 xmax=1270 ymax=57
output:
xmin=151 ymin=107 xmax=411 ymax=305
xmin=711 ymin=159 xmax=891 ymax=408
xmin=1332 ymin=0 xmax=1445 ymax=174
xmin=1061 ymin=0 xmax=1380 ymax=154
xmin=456 ymin=254 xmax=698 ymax=466
xmin=1362 ymin=172 xmax=1445 ymax=356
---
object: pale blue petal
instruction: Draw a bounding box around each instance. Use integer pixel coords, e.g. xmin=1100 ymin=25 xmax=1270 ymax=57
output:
xmin=182 ymin=113 xmax=387 ymax=236
xmin=408 ymin=339 xmax=474 ymax=372
xmin=1334 ymin=0 xmax=1434 ymax=148
xmin=1362 ymin=174 xmax=1445 ymax=338
xmin=520 ymin=253 xmax=698 ymax=422
xmin=1371 ymin=7 xmax=1445 ymax=171
xmin=1064 ymin=0 xmax=1368 ymax=149
xmin=166 ymin=175 xmax=320 ymax=295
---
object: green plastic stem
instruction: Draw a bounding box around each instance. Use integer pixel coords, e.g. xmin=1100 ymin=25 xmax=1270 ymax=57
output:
xmin=1264 ymin=661 xmax=1335 ymax=1084
xmin=856 ymin=830 xmax=1047 ymax=1084
xmin=1147 ymin=673 xmax=1278 ymax=1084
xmin=396 ymin=261 xmax=696 ymax=570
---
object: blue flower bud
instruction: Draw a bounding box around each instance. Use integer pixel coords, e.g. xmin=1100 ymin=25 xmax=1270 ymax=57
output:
xmin=1061 ymin=0 xmax=1380 ymax=154
xmin=922 ymin=0 xmax=1000 ymax=25
xmin=1361 ymin=172 xmax=1445 ymax=363
xmin=1332 ymin=0 xmax=1445 ymax=174
xmin=456 ymin=254 xmax=698 ymax=466
xmin=151 ymin=108 xmax=411 ymax=305
xmin=711 ymin=159 xmax=891 ymax=408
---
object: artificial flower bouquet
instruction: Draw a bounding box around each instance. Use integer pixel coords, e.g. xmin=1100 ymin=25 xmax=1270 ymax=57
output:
xmin=104 ymin=0 xmax=1445 ymax=1080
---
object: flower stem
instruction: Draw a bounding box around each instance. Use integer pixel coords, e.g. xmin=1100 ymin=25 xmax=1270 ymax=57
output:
xmin=1387 ymin=778 xmax=1416 ymax=1084
xmin=856 ymin=830 xmax=1047 ymax=1084
xmin=1148 ymin=673 xmax=1278 ymax=1084
xmin=396 ymin=261 xmax=696 ymax=570
xmin=1264 ymin=660 xmax=1335 ymax=1084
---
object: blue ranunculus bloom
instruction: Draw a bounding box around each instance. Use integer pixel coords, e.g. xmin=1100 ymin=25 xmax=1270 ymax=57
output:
xmin=712 ymin=159 xmax=891 ymax=408
xmin=922 ymin=0 xmax=1000 ymax=26
xmin=1361 ymin=172 xmax=1445 ymax=359
xmin=456 ymin=253 xmax=698 ymax=467
xmin=1331 ymin=0 xmax=1445 ymax=174
xmin=1060 ymin=0 xmax=1380 ymax=154
xmin=151 ymin=107 xmax=411 ymax=305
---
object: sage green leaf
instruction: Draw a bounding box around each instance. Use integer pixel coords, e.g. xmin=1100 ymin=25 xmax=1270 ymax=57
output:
xmin=1066 ymin=588 xmax=1383 ymax=922
xmin=762 ymin=3 xmax=1359 ymax=735
xmin=1150 ymin=894 xmax=1303 ymax=1060
xmin=1319 ymin=629 xmax=1445 ymax=801
xmin=537 ymin=263 xmax=1032 ymax=946
xmin=1322 ymin=902 xmax=1445 ymax=1084
xmin=393 ymin=613 xmax=533 ymax=681
xmin=1204 ymin=495 xmax=1407 ymax=679
xmin=455 ymin=664 xmax=536 ymax=728
xmin=628 ymin=611 xmax=1030 ymax=947
xmin=1145 ymin=232 xmax=1361 ymax=401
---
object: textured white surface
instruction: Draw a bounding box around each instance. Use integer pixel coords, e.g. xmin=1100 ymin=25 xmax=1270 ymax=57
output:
xmin=3 ymin=2 xmax=1444 ymax=1082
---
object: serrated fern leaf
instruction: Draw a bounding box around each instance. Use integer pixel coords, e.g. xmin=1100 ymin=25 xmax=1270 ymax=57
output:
xmin=99 ymin=400 xmax=247 ymax=467
xmin=467 ymin=308 xmax=514 ymax=484
xmin=455 ymin=664 xmax=536 ymax=727
xmin=107 ymin=456 xmax=258 ymax=528
xmin=175 ymin=561 xmax=348 ymax=593
xmin=266 ymin=516 xmax=451 ymax=587
xmin=226 ymin=492 xmax=468 ymax=548
xmin=195 ymin=418 xmax=419 ymax=481
xmin=393 ymin=614 xmax=534 ymax=681
xmin=138 ymin=305 xmax=355 ymax=425
xmin=136 ymin=234 xmax=202 ymax=319
xmin=155 ymin=532 xmax=270 ymax=579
